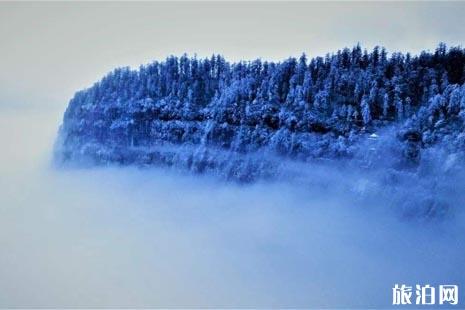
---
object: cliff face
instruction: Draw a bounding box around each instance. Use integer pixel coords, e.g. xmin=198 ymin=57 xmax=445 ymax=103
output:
xmin=57 ymin=114 xmax=354 ymax=182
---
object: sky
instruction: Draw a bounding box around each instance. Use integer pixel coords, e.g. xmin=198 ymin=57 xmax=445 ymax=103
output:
xmin=0 ymin=1 xmax=465 ymax=110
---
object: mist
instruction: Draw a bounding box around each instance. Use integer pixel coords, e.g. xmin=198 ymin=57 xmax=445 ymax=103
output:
xmin=0 ymin=103 xmax=463 ymax=308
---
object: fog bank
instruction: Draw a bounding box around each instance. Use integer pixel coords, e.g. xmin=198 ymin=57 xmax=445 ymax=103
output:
xmin=0 ymin=106 xmax=464 ymax=308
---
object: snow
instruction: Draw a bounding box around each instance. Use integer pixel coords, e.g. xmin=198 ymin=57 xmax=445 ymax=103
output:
xmin=54 ymin=44 xmax=465 ymax=218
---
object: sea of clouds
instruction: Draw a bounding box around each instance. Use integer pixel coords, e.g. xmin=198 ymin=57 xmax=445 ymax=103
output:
xmin=0 ymin=104 xmax=463 ymax=307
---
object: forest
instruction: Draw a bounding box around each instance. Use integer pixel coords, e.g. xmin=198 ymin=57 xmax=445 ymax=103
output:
xmin=57 ymin=44 xmax=465 ymax=185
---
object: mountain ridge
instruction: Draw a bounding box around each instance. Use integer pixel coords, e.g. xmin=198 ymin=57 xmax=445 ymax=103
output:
xmin=56 ymin=44 xmax=465 ymax=183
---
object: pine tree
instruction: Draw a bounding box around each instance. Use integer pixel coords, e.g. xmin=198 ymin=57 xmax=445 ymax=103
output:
xmin=383 ymin=93 xmax=390 ymax=119
xmin=361 ymin=94 xmax=371 ymax=125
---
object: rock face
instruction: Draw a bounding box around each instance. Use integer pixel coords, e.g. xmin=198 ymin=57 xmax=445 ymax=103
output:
xmin=56 ymin=45 xmax=465 ymax=183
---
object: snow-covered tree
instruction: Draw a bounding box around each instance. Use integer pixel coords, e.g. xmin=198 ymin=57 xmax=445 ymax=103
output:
xmin=361 ymin=94 xmax=371 ymax=125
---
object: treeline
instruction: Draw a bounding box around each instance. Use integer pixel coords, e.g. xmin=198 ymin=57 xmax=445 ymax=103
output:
xmin=61 ymin=44 xmax=465 ymax=163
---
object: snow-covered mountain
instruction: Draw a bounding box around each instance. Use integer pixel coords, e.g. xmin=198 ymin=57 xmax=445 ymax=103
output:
xmin=55 ymin=44 xmax=465 ymax=186
xmin=54 ymin=44 xmax=465 ymax=217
